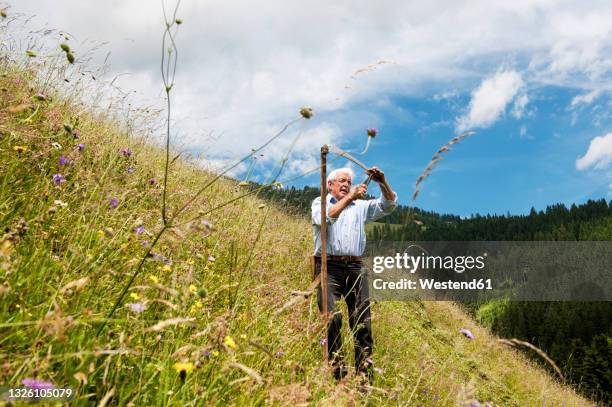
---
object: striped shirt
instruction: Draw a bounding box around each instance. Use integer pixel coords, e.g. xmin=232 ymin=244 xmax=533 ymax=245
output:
xmin=311 ymin=193 xmax=398 ymax=256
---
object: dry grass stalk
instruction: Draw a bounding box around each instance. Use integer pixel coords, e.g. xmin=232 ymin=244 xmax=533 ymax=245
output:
xmin=498 ymin=338 xmax=564 ymax=380
xmin=412 ymin=131 xmax=475 ymax=202
xmin=227 ymin=362 xmax=263 ymax=385
xmin=145 ymin=317 xmax=195 ymax=332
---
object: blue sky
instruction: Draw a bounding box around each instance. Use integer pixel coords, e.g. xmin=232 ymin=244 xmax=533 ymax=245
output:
xmin=7 ymin=0 xmax=612 ymax=216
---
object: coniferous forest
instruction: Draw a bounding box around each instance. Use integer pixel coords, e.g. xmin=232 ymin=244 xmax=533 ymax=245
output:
xmin=252 ymin=183 xmax=612 ymax=403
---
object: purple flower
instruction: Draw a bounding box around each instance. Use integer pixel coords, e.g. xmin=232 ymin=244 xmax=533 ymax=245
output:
xmin=59 ymin=155 xmax=66 ymax=165
xmin=135 ymin=225 xmax=145 ymax=234
xmin=367 ymin=128 xmax=378 ymax=138
xmin=126 ymin=302 xmax=146 ymax=313
xmin=469 ymin=402 xmax=480 ymax=407
xmin=319 ymin=338 xmax=327 ymax=346
xmin=366 ymin=357 xmax=374 ymax=366
xmin=72 ymin=130 xmax=81 ymax=138
xmin=52 ymin=173 xmax=65 ymax=185
xmin=127 ymin=166 xmax=135 ymax=174
xmin=142 ymin=240 xmax=150 ymax=247
xmin=373 ymin=367 xmax=383 ymax=375
xmin=148 ymin=178 xmax=157 ymax=185
xmin=120 ymin=148 xmax=132 ymax=158
xmin=460 ymin=328 xmax=475 ymax=340
xmin=202 ymin=350 xmax=211 ymax=357
xmin=163 ymin=257 xmax=172 ymax=265
xmin=433 ymin=395 xmax=440 ymax=401
xmin=22 ymin=378 xmax=55 ymax=390
xmin=109 ymin=197 xmax=118 ymax=208
xmin=77 ymin=143 xmax=85 ymax=152
xmin=276 ymin=351 xmax=285 ymax=357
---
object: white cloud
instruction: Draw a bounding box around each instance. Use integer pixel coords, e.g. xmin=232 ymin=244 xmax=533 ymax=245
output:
xmin=512 ymin=94 xmax=529 ymax=119
xmin=576 ymin=133 xmax=612 ymax=170
xmin=456 ymin=70 xmax=524 ymax=131
xmin=7 ymin=0 xmax=612 ymax=180
xmin=570 ymin=89 xmax=602 ymax=108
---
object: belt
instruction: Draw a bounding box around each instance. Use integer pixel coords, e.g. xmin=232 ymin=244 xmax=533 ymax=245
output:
xmin=315 ymin=255 xmax=362 ymax=262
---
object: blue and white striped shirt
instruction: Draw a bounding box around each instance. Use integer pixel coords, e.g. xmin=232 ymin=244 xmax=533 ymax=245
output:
xmin=311 ymin=193 xmax=398 ymax=256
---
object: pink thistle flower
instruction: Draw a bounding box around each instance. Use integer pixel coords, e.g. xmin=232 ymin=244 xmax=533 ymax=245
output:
xmin=109 ymin=197 xmax=118 ymax=208
xmin=22 ymin=378 xmax=55 ymax=390
xmin=367 ymin=128 xmax=377 ymax=138
xmin=77 ymin=143 xmax=85 ymax=152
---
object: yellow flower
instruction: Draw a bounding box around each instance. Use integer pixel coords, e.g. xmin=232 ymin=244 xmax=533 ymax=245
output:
xmin=189 ymin=300 xmax=203 ymax=314
xmin=223 ymin=335 xmax=237 ymax=350
xmin=97 ymin=230 xmax=105 ymax=238
xmin=211 ymin=350 xmax=219 ymax=357
xmin=13 ymin=145 xmax=28 ymax=154
xmin=188 ymin=284 xmax=197 ymax=294
xmin=240 ymin=334 xmax=247 ymax=340
xmin=162 ymin=265 xmax=172 ymax=273
xmin=148 ymin=275 xmax=159 ymax=284
xmin=186 ymin=258 xmax=195 ymax=265
xmin=129 ymin=292 xmax=140 ymax=300
xmin=173 ymin=362 xmax=194 ymax=374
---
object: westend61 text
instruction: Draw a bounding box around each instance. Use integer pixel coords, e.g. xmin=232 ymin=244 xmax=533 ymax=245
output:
xmin=373 ymin=278 xmax=493 ymax=290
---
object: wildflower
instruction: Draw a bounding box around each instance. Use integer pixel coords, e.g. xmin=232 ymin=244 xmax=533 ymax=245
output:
xmin=129 ymin=292 xmax=140 ymax=300
xmin=120 ymin=148 xmax=132 ymax=158
xmin=22 ymin=378 xmax=55 ymax=390
xmin=460 ymin=328 xmax=475 ymax=340
xmin=54 ymin=199 xmax=68 ymax=208
xmin=299 ymin=106 xmax=313 ymax=119
xmin=134 ymin=225 xmax=145 ymax=234
xmin=366 ymin=357 xmax=374 ymax=366
xmin=188 ymin=284 xmax=197 ymax=294
xmin=77 ymin=143 xmax=85 ymax=151
xmin=162 ymin=265 xmax=172 ymax=273
xmin=142 ymin=240 xmax=150 ymax=247
xmin=13 ymin=145 xmax=28 ymax=154
xmin=52 ymin=174 xmax=65 ymax=185
xmin=211 ymin=350 xmax=219 ymax=357
xmin=373 ymin=367 xmax=383 ymax=375
xmin=223 ymin=335 xmax=237 ymax=350
xmin=127 ymin=166 xmax=135 ymax=174
xmin=190 ymin=300 xmax=203 ymax=314
xmin=148 ymin=178 xmax=157 ymax=185
xmin=276 ymin=351 xmax=285 ymax=357
xmin=367 ymin=128 xmax=378 ymax=138
xmin=109 ymin=197 xmax=118 ymax=208
xmin=60 ymin=43 xmax=70 ymax=52
xmin=97 ymin=230 xmax=104 ymax=238
xmin=126 ymin=302 xmax=145 ymax=313
xmin=319 ymin=338 xmax=327 ymax=346
xmin=163 ymin=257 xmax=171 ymax=265
xmin=72 ymin=130 xmax=81 ymax=138
xmin=59 ymin=155 xmax=67 ymax=165
xmin=148 ymin=275 xmax=159 ymax=284
xmin=186 ymin=258 xmax=195 ymax=265
xmin=433 ymin=395 xmax=441 ymax=401
xmin=173 ymin=361 xmax=194 ymax=382
xmin=208 ymin=255 xmax=215 ymax=262
xmin=202 ymin=350 xmax=211 ymax=357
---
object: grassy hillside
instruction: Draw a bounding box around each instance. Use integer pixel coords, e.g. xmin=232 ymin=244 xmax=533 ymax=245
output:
xmin=0 ymin=66 xmax=596 ymax=406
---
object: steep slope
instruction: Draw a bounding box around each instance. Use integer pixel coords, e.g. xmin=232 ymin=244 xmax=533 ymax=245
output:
xmin=0 ymin=67 xmax=594 ymax=406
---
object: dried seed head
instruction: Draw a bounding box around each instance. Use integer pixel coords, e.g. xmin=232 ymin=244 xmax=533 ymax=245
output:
xmin=367 ymin=128 xmax=378 ymax=138
xmin=299 ymin=107 xmax=313 ymax=119
xmin=0 ymin=10 xmax=7 ymax=18
xmin=26 ymin=50 xmax=37 ymax=58
xmin=175 ymin=18 xmax=183 ymax=25
xmin=60 ymin=43 xmax=70 ymax=53
xmin=66 ymin=52 xmax=75 ymax=64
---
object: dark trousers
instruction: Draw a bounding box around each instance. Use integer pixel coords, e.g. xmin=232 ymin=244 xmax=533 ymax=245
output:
xmin=315 ymin=259 xmax=373 ymax=377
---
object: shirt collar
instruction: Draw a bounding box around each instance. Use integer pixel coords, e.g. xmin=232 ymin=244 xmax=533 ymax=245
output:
xmin=327 ymin=193 xmax=354 ymax=205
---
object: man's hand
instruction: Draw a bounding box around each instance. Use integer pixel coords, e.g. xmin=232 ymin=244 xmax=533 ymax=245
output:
xmin=350 ymin=184 xmax=368 ymax=200
xmin=366 ymin=167 xmax=386 ymax=184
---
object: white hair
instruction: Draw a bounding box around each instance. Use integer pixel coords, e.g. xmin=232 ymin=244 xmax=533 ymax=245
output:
xmin=327 ymin=167 xmax=354 ymax=184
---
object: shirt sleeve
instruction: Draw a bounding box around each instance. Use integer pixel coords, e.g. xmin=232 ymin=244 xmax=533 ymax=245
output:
xmin=365 ymin=193 xmax=398 ymax=223
xmin=312 ymin=197 xmax=338 ymax=225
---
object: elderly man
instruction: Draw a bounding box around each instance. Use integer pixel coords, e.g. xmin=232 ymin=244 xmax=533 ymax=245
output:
xmin=312 ymin=166 xmax=397 ymax=382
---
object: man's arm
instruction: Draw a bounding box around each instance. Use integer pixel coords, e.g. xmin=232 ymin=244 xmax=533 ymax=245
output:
xmin=328 ymin=184 xmax=367 ymax=219
xmin=365 ymin=167 xmax=398 ymax=222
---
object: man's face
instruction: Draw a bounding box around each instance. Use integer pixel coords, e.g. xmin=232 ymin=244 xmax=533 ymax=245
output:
xmin=328 ymin=172 xmax=352 ymax=200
